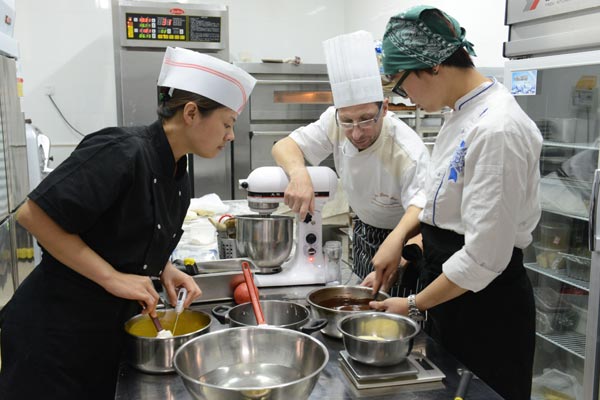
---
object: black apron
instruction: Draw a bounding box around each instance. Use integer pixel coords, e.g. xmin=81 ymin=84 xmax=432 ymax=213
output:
xmin=352 ymin=219 xmax=420 ymax=297
xmin=0 ymin=263 xmax=136 ymax=400
xmin=420 ymin=223 xmax=535 ymax=400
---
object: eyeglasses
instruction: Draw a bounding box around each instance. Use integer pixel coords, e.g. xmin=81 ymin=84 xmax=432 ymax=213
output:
xmin=391 ymin=70 xmax=412 ymax=98
xmin=336 ymin=103 xmax=384 ymax=131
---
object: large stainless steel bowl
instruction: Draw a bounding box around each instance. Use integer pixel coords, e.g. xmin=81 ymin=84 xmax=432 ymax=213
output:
xmin=174 ymin=326 xmax=328 ymax=400
xmin=306 ymin=285 xmax=389 ymax=338
xmin=338 ymin=312 xmax=420 ymax=366
xmin=124 ymin=309 xmax=212 ymax=373
xmin=211 ymin=300 xmax=327 ymax=334
xmin=235 ymin=215 xmax=293 ymax=272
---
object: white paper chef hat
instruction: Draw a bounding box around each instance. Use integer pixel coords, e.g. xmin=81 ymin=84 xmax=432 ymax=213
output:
xmin=158 ymin=47 xmax=256 ymax=114
xmin=323 ymin=31 xmax=383 ymax=109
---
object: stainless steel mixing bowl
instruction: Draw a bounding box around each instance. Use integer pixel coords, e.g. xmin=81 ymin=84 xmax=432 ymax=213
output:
xmin=174 ymin=326 xmax=328 ymax=400
xmin=337 ymin=312 xmax=420 ymax=366
xmin=306 ymin=285 xmax=389 ymax=338
xmin=211 ymin=300 xmax=327 ymax=334
xmin=124 ymin=309 xmax=212 ymax=373
xmin=235 ymin=214 xmax=293 ymax=272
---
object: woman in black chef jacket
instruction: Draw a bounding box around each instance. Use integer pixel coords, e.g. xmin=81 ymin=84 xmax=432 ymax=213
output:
xmin=0 ymin=47 xmax=256 ymax=400
xmin=368 ymin=6 xmax=542 ymax=400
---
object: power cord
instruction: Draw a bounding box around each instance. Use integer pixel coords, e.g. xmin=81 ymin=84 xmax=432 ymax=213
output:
xmin=46 ymin=93 xmax=85 ymax=137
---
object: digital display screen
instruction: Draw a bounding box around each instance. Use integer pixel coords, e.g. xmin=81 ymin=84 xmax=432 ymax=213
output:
xmin=511 ymin=70 xmax=538 ymax=96
xmin=125 ymin=13 xmax=221 ymax=43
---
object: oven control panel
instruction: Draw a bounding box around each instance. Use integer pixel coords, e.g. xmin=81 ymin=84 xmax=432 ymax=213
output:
xmin=117 ymin=2 xmax=227 ymax=50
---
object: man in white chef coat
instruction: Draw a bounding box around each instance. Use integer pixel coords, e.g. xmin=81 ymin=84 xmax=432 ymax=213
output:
xmin=272 ymin=30 xmax=429 ymax=296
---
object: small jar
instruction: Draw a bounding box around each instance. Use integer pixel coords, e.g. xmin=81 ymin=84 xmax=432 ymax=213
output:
xmin=323 ymin=241 xmax=342 ymax=285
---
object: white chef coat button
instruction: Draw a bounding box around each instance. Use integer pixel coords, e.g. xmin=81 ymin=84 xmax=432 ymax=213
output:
xmin=143 ymin=264 xmax=148 ymax=270
xmin=178 ymin=191 xmax=181 ymax=196
xmin=154 ymin=178 xmax=157 ymax=184
xmin=157 ymin=224 xmax=161 ymax=229
xmin=172 ymin=233 xmax=176 ymax=238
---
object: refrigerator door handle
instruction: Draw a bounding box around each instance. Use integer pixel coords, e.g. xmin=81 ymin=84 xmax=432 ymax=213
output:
xmin=589 ymin=169 xmax=600 ymax=251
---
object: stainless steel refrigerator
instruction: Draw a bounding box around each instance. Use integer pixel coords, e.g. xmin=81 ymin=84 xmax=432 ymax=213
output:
xmin=0 ymin=43 xmax=32 ymax=308
xmin=504 ymin=1 xmax=600 ymax=398
xmin=588 ymin=171 xmax=600 ymax=400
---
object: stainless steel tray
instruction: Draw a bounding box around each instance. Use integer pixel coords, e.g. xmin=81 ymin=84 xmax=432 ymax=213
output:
xmin=159 ymin=259 xmax=258 ymax=304
xmin=195 ymin=258 xmax=257 ymax=273
xmin=191 ymin=271 xmax=244 ymax=303
xmin=191 ymin=259 xmax=258 ymax=303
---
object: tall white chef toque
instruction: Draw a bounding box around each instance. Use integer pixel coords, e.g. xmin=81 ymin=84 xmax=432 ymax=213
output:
xmin=158 ymin=47 xmax=257 ymax=114
xmin=323 ymin=30 xmax=383 ymax=109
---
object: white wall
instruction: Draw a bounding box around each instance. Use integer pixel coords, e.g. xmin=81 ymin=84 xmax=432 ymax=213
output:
xmin=14 ymin=0 xmax=116 ymax=166
xmin=344 ymin=0 xmax=509 ymax=68
xmin=14 ymin=0 xmax=508 ymax=167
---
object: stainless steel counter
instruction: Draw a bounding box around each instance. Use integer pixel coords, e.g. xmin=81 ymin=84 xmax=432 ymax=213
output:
xmin=115 ymin=285 xmax=503 ymax=400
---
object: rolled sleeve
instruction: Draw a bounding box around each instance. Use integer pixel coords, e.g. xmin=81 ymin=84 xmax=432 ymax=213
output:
xmin=408 ymin=189 xmax=427 ymax=209
xmin=443 ymin=249 xmax=501 ymax=292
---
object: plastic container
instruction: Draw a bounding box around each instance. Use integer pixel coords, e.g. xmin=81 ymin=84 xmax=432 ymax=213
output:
xmin=217 ymin=236 xmax=237 ymax=259
xmin=563 ymin=293 xmax=588 ymax=335
xmin=533 ymin=242 xmax=567 ymax=270
xmin=540 ymin=222 xmax=571 ymax=249
xmin=562 ymin=253 xmax=591 ymax=282
xmin=570 ymin=302 xmax=587 ymax=335
xmin=172 ymin=245 xmax=217 ymax=262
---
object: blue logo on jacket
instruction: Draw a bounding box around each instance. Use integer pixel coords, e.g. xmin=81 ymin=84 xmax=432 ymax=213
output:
xmin=448 ymin=140 xmax=466 ymax=182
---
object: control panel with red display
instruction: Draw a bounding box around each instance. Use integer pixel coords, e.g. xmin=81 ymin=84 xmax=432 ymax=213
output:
xmin=125 ymin=13 xmax=221 ymax=43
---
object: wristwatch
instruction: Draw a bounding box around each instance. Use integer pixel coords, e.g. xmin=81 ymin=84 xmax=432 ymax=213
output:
xmin=407 ymin=294 xmax=425 ymax=321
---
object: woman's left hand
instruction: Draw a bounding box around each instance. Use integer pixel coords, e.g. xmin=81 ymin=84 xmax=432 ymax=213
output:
xmin=160 ymin=261 xmax=202 ymax=308
xmin=369 ymin=297 xmax=409 ymax=316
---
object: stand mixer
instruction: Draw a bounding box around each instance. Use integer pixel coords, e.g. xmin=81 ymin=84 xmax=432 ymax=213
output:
xmin=239 ymin=166 xmax=338 ymax=287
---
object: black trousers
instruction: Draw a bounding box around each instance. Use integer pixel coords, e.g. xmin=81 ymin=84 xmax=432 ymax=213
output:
xmin=420 ymin=223 xmax=535 ymax=400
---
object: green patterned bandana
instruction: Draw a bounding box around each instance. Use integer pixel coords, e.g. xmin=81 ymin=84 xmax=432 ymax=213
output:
xmin=382 ymin=5 xmax=476 ymax=75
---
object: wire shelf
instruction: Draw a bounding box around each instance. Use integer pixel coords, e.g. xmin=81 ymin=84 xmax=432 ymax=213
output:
xmin=525 ymin=263 xmax=589 ymax=291
xmin=536 ymin=331 xmax=586 ymax=360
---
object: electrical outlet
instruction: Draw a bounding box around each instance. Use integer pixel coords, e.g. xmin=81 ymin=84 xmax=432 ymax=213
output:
xmin=44 ymin=85 xmax=55 ymax=96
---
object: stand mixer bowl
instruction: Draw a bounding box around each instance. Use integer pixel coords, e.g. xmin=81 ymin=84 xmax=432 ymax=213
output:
xmin=235 ymin=214 xmax=294 ymax=273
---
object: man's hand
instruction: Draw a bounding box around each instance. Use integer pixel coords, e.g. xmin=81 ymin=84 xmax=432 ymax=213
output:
xmin=370 ymin=232 xmax=406 ymax=295
xmin=284 ymin=168 xmax=315 ymax=221
xmin=360 ymin=269 xmax=398 ymax=293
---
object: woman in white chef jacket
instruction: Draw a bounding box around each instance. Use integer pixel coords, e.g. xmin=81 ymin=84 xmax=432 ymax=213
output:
xmin=368 ymin=6 xmax=542 ymax=400
xmin=273 ymin=31 xmax=429 ymax=296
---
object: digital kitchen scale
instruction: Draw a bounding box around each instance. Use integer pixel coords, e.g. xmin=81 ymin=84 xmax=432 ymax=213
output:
xmin=339 ymin=351 xmax=446 ymax=390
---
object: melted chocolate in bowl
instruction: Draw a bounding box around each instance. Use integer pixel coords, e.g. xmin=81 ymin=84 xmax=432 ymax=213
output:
xmin=319 ymin=297 xmax=373 ymax=311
